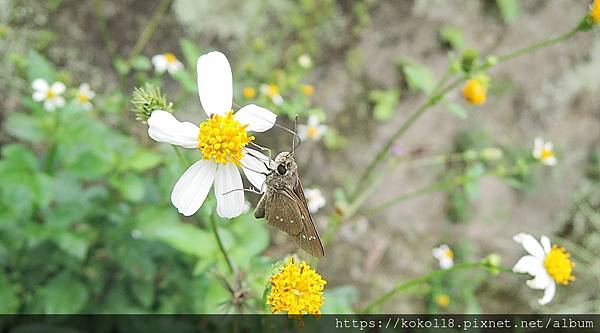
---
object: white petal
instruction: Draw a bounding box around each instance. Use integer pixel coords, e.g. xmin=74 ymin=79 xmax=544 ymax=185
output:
xmin=197 ymin=51 xmax=232 ymax=116
xmin=297 ymin=125 xmax=308 ymax=141
xmin=543 ymin=156 xmax=557 ymax=166
xmin=540 ymin=236 xmax=552 ymax=254
xmin=32 ymin=91 xmax=46 ymax=102
xmin=32 ymin=79 xmax=49 ymax=92
xmin=241 ymin=149 xmax=270 ymax=190
xmin=43 ymin=100 xmax=56 ymax=112
xmin=307 ymin=115 xmax=320 ymax=127
xmin=234 ymin=104 xmax=277 ymax=132
xmin=513 ymin=233 xmax=546 ymax=260
xmin=538 ymin=281 xmax=556 ymax=305
xmin=214 ymin=164 xmax=244 ymax=218
xmin=53 ymin=97 xmax=65 ymax=108
xmin=512 ymin=255 xmax=544 ymax=276
xmin=51 ymin=82 xmax=65 ymax=95
xmin=534 ymin=138 xmax=544 ymax=150
xmin=544 ymin=142 xmax=554 ymax=151
xmin=168 ymin=61 xmax=184 ymax=74
xmin=526 ymin=270 xmax=551 ymax=290
xmin=147 ymin=111 xmax=199 ymax=148
xmin=171 ymin=160 xmax=217 ymax=216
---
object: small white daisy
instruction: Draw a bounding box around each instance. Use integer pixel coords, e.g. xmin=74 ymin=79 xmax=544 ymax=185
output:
xmin=75 ymin=83 xmax=96 ymax=110
xmin=32 ymin=79 xmax=66 ymax=112
xmin=260 ymin=84 xmax=284 ymax=106
xmin=148 ymin=51 xmax=276 ymax=218
xmin=304 ymin=188 xmax=325 ymax=213
xmin=532 ymin=138 xmax=557 ymax=166
xmin=512 ymin=233 xmax=575 ymax=305
xmin=298 ymin=54 xmax=312 ymax=69
xmin=152 ymin=53 xmax=184 ymax=74
xmin=432 ymin=244 xmax=454 ymax=269
xmin=298 ymin=115 xmax=328 ymax=141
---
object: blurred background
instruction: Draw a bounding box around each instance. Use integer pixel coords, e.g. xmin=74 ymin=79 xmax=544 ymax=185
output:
xmin=0 ymin=0 xmax=599 ymax=314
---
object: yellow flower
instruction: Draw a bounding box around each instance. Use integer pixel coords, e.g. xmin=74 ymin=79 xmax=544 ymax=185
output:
xmin=302 ymin=84 xmax=314 ymax=96
xmin=242 ymin=86 xmax=256 ymax=99
xmin=435 ymin=294 xmax=450 ymax=308
xmin=591 ymin=0 xmax=600 ymax=24
xmin=267 ymin=257 xmax=326 ymax=315
xmin=462 ymin=78 xmax=487 ymax=105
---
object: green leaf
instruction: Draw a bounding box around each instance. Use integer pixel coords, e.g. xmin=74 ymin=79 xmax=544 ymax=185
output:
xmin=131 ymin=281 xmax=154 ymax=308
xmin=130 ymin=55 xmax=152 ymax=71
xmin=369 ymin=89 xmax=400 ymax=121
xmin=27 ymin=49 xmax=56 ymax=82
xmin=439 ymin=25 xmax=464 ymax=50
xmin=228 ymin=213 xmax=270 ymax=267
xmin=53 ymin=231 xmax=91 ymax=260
xmin=4 ymin=113 xmax=46 ymax=143
xmin=126 ymin=149 xmax=162 ymax=172
xmin=39 ymin=273 xmax=89 ymax=313
xmin=446 ymin=102 xmax=468 ymax=119
xmin=109 ymin=174 xmax=146 ymax=202
xmin=113 ymin=57 xmax=131 ymax=75
xmin=400 ymin=62 xmax=435 ymax=93
xmin=137 ymin=208 xmax=215 ymax=258
xmin=171 ymin=70 xmax=197 ymax=94
xmin=180 ymin=38 xmax=202 ymax=68
xmin=0 ymin=274 xmax=20 ymax=312
xmin=496 ymin=0 xmax=521 ymax=23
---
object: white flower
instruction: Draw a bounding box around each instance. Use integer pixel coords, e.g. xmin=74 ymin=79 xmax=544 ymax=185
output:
xmin=432 ymin=244 xmax=454 ymax=269
xmin=32 ymin=79 xmax=66 ymax=112
xmin=304 ymin=188 xmax=325 ymax=213
xmin=532 ymin=138 xmax=557 ymax=166
xmin=75 ymin=83 xmax=96 ymax=110
xmin=260 ymin=84 xmax=284 ymax=106
xmin=298 ymin=54 xmax=312 ymax=69
xmin=147 ymin=51 xmax=276 ymax=218
xmin=298 ymin=115 xmax=328 ymax=141
xmin=152 ymin=53 xmax=184 ymax=74
xmin=512 ymin=233 xmax=575 ymax=305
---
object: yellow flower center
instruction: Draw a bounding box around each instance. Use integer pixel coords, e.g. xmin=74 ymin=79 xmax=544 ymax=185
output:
xmin=302 ymin=84 xmax=314 ymax=96
xmin=267 ymin=257 xmax=326 ymax=315
xmin=592 ymin=0 xmax=600 ymax=24
xmin=242 ymin=86 xmax=256 ymax=99
xmin=544 ymin=245 xmax=575 ymax=285
xmin=197 ymin=111 xmax=254 ymax=165
xmin=307 ymin=126 xmax=319 ymax=138
xmin=165 ymin=53 xmax=177 ymax=64
xmin=78 ymin=93 xmax=89 ymax=103
xmin=435 ymin=294 xmax=450 ymax=308
xmin=445 ymin=248 xmax=454 ymax=259
xmin=462 ymin=79 xmax=487 ymax=105
xmin=540 ymin=148 xmax=554 ymax=160
xmin=46 ymin=90 xmax=56 ymax=99
xmin=264 ymin=84 xmax=280 ymax=98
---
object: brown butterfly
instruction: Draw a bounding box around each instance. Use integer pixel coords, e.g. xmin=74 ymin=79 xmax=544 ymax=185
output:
xmin=254 ymin=151 xmax=324 ymax=257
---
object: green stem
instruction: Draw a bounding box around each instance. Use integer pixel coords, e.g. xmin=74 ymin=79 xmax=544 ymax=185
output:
xmin=44 ymin=111 xmax=61 ymax=174
xmin=172 ymin=145 xmax=190 ymax=167
xmin=360 ymin=262 xmax=513 ymax=313
xmin=127 ymin=0 xmax=174 ymax=60
xmin=210 ymin=214 xmax=235 ymax=274
xmin=352 ymin=25 xmax=581 ymax=201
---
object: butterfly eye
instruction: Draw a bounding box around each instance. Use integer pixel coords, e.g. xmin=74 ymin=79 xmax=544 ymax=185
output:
xmin=277 ymin=164 xmax=287 ymax=175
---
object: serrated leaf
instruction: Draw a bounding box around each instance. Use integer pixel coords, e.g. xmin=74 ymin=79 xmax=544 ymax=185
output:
xmin=4 ymin=113 xmax=46 ymax=143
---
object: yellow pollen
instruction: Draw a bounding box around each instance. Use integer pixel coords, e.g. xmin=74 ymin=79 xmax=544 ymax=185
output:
xmin=46 ymin=90 xmax=56 ymax=99
xmin=544 ymin=245 xmax=575 ymax=285
xmin=165 ymin=53 xmax=177 ymax=64
xmin=445 ymin=249 xmax=454 ymax=259
xmin=265 ymin=84 xmax=280 ymax=98
xmin=307 ymin=126 xmax=319 ymax=138
xmin=78 ymin=94 xmax=89 ymax=103
xmin=541 ymin=148 xmax=554 ymax=160
xmin=302 ymin=84 xmax=314 ymax=96
xmin=197 ymin=111 xmax=254 ymax=165
xmin=435 ymin=294 xmax=450 ymax=308
xmin=592 ymin=0 xmax=600 ymax=24
xmin=243 ymin=86 xmax=256 ymax=99
xmin=462 ymin=79 xmax=487 ymax=105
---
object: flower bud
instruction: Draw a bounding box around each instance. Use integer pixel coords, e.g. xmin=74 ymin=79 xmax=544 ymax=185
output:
xmin=131 ymin=84 xmax=173 ymax=123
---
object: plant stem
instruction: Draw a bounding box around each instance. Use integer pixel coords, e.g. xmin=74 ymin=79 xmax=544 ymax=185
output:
xmin=128 ymin=0 xmax=174 ymax=60
xmin=172 ymin=145 xmax=190 ymax=167
xmin=210 ymin=214 xmax=235 ymax=274
xmin=360 ymin=262 xmax=513 ymax=313
xmin=352 ymin=26 xmax=581 ymax=202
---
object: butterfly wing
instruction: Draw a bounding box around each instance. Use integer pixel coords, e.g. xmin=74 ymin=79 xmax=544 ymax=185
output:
xmin=264 ymin=190 xmax=304 ymax=235
xmin=289 ymin=178 xmax=325 ymax=257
